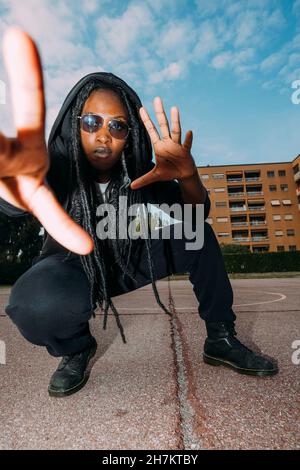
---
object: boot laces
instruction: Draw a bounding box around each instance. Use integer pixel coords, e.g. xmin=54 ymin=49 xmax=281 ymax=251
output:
xmin=225 ymin=323 xmax=254 ymax=354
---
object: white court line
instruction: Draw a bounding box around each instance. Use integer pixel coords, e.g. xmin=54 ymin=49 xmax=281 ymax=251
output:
xmin=233 ymin=291 xmax=286 ymax=307
xmin=108 ymin=291 xmax=287 ymax=311
xmin=0 ymin=292 xmax=287 ymax=315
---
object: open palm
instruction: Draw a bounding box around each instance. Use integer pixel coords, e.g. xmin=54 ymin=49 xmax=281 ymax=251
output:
xmin=130 ymin=96 xmax=197 ymax=190
xmin=0 ymin=29 xmax=93 ymax=255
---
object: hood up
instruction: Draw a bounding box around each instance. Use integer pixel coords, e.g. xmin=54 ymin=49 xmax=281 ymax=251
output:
xmin=47 ymin=71 xmax=154 ymax=181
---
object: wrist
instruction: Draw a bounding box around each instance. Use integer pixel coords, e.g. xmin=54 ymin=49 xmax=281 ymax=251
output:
xmin=178 ymin=168 xmax=199 ymax=183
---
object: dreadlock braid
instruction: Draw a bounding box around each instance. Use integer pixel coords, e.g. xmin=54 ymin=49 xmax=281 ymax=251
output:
xmin=62 ymin=79 xmax=172 ymax=343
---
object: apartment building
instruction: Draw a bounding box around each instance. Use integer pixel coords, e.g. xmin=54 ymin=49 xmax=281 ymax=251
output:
xmin=198 ymin=154 xmax=300 ymax=253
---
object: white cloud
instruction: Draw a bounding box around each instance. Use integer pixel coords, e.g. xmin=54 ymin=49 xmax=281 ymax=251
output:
xmin=156 ymin=18 xmax=197 ymax=58
xmin=0 ymin=0 xmax=298 ymax=139
xmin=94 ymin=3 xmax=154 ymax=65
xmin=211 ymin=48 xmax=255 ymax=73
xmin=81 ymin=0 xmax=99 ymax=14
xmin=211 ymin=51 xmax=232 ymax=69
xmin=148 ymin=61 xmax=186 ymax=85
xmin=190 ymin=20 xmax=221 ymax=62
xmin=293 ymin=0 xmax=300 ymax=16
xmin=260 ymin=51 xmax=285 ymax=72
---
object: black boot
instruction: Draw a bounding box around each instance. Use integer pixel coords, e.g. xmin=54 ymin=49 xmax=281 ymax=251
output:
xmin=48 ymin=337 xmax=97 ymax=397
xmin=203 ymin=321 xmax=278 ymax=377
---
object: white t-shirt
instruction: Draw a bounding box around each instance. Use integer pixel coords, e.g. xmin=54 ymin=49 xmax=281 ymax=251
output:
xmin=95 ymin=180 xmax=110 ymax=202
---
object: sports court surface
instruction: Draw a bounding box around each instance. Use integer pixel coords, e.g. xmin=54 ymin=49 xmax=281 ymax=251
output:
xmin=0 ymin=277 xmax=299 ymax=450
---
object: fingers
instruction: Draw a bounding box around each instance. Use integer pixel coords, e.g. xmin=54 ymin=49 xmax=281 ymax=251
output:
xmin=139 ymin=107 xmax=160 ymax=145
xmin=140 ymin=97 xmax=181 ymax=146
xmin=3 ymin=28 xmax=45 ymax=145
xmin=28 ymin=184 xmax=94 ymax=255
xmin=130 ymin=169 xmax=159 ymax=190
xmin=170 ymin=106 xmax=181 ymax=144
xmin=182 ymin=130 xmax=193 ymax=153
xmin=152 ymin=96 xmax=170 ymax=140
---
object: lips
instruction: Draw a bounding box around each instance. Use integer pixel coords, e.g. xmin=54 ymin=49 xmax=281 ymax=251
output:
xmin=94 ymin=147 xmax=112 ymax=158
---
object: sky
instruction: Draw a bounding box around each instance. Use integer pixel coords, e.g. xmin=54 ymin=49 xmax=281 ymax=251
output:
xmin=0 ymin=0 xmax=299 ymax=167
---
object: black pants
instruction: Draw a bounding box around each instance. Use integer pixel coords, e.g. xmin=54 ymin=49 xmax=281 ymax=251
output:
xmin=5 ymin=221 xmax=236 ymax=357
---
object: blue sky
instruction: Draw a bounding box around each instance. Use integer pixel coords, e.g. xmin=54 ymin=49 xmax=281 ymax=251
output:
xmin=0 ymin=0 xmax=299 ymax=166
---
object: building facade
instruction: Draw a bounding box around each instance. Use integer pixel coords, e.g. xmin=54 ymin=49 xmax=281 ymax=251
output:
xmin=198 ymin=154 xmax=300 ymax=253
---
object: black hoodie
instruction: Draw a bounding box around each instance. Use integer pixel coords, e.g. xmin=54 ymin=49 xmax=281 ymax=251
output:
xmin=0 ymin=72 xmax=211 ymax=261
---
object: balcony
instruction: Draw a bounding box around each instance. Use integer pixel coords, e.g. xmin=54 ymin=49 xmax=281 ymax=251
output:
xmin=296 ymin=187 xmax=300 ymax=196
xmin=244 ymin=172 xmax=261 ymax=182
xmin=246 ymin=191 xmax=264 ymax=197
xmin=231 ymin=221 xmax=248 ymax=226
xmin=233 ymin=237 xmax=250 ymax=242
xmin=252 ymin=245 xmax=270 ymax=253
xmin=245 ymin=177 xmax=261 ymax=182
xmin=294 ymin=171 xmax=300 ymax=182
xmin=230 ymin=206 xmax=247 ymax=212
xmin=250 ymin=220 xmax=266 ymax=226
xmin=248 ymin=206 xmax=266 ymax=211
xmin=251 ymin=236 xmax=269 ymax=241
xmin=228 ymin=192 xmax=245 ymax=198
xmin=226 ymin=178 xmax=243 ymax=183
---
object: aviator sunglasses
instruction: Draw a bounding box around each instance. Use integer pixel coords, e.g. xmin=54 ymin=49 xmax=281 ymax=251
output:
xmin=77 ymin=112 xmax=132 ymax=139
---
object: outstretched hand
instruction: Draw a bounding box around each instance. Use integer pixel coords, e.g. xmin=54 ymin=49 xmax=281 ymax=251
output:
xmin=130 ymin=96 xmax=198 ymax=190
xmin=0 ymin=28 xmax=94 ymax=255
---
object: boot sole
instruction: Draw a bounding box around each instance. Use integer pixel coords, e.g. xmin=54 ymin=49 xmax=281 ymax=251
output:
xmin=203 ymin=353 xmax=278 ymax=377
xmin=48 ymin=343 xmax=97 ymax=397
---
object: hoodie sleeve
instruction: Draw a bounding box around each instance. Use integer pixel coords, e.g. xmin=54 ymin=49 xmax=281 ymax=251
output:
xmin=0 ymin=197 xmax=28 ymax=217
xmin=149 ymin=179 xmax=211 ymax=220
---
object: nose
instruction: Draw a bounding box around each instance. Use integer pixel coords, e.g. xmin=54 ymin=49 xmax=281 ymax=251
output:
xmin=95 ymin=122 xmax=111 ymax=143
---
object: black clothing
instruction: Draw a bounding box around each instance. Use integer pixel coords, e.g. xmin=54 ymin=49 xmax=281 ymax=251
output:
xmin=5 ymin=221 xmax=236 ymax=357
xmin=0 ymin=71 xmax=235 ymax=357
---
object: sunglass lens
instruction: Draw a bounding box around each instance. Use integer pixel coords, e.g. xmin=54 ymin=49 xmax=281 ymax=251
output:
xmin=81 ymin=114 xmax=103 ymax=133
xmin=109 ymin=120 xmax=129 ymax=139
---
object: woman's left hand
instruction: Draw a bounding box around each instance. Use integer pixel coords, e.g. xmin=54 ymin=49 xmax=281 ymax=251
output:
xmin=130 ymin=96 xmax=198 ymax=190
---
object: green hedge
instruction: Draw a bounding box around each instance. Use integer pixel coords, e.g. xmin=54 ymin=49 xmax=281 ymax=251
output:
xmin=1 ymin=251 xmax=300 ymax=285
xmin=223 ymin=251 xmax=300 ymax=273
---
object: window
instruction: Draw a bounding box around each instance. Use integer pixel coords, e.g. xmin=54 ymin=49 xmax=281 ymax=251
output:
xmin=293 ymin=164 xmax=299 ymax=174
xmin=252 ymin=246 xmax=269 ymax=253
xmin=214 ymin=187 xmax=225 ymax=192
xmin=212 ymin=173 xmax=224 ymax=179
xmin=215 ymin=201 xmax=227 ymax=207
xmin=282 ymin=200 xmax=291 ymax=205
xmin=289 ymin=245 xmax=297 ymax=251
xmin=275 ymin=230 xmax=283 ymax=236
xmin=284 ymin=214 xmax=293 ymax=220
xmin=267 ymin=171 xmax=275 ymax=177
xmin=217 ymin=217 xmax=228 ymax=222
xmin=206 ymin=218 xmax=213 ymax=224
xmin=271 ymin=200 xmax=280 ymax=206
xmin=269 ymin=185 xmax=277 ymax=192
xmin=287 ymin=229 xmax=295 ymax=236
xmin=278 ymin=170 xmax=286 ymax=177
xmin=201 ymin=174 xmax=209 ymax=180
xmin=273 ymin=215 xmax=281 ymax=221
xmin=280 ymin=184 xmax=288 ymax=191
xmin=218 ymin=232 xmax=230 ymax=237
xmin=277 ymin=246 xmax=285 ymax=252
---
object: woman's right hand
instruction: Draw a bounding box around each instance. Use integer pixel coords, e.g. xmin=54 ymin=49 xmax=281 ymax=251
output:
xmin=0 ymin=28 xmax=94 ymax=255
